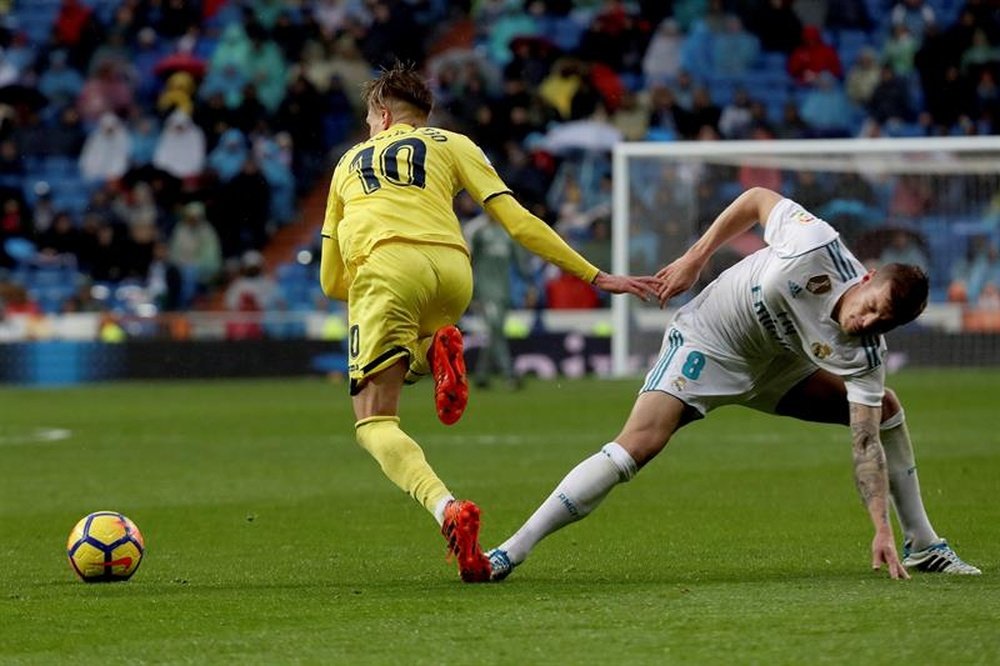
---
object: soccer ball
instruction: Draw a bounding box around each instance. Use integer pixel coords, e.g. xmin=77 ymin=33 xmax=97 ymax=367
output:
xmin=66 ymin=511 xmax=145 ymax=582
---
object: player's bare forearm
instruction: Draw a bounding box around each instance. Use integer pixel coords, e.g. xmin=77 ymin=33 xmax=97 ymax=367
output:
xmin=849 ymin=402 xmax=909 ymax=579
xmin=850 ymin=403 xmax=889 ymax=525
xmin=592 ymin=271 xmax=660 ymax=302
xmin=656 ymin=188 xmax=782 ymax=306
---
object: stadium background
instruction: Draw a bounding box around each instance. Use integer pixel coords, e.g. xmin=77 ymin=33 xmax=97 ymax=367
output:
xmin=0 ymin=0 xmax=998 ymax=383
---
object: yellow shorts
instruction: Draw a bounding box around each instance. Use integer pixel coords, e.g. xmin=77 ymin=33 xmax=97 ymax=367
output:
xmin=347 ymin=242 xmax=472 ymax=393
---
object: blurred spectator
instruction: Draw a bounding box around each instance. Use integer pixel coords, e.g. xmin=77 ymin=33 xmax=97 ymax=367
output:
xmin=37 ymin=212 xmax=80 ymax=259
xmin=224 ymin=249 xmax=282 ymax=311
xmin=88 ymin=222 xmax=129 ymax=282
xmin=960 ymin=29 xmax=1000 ymax=77
xmin=361 ymin=1 xmax=424 ymax=70
xmin=750 ymin=0 xmax=803 ymax=54
xmin=688 ymin=87 xmax=721 ymax=137
xmin=113 ymin=182 xmax=163 ymax=231
xmin=883 ymin=24 xmax=918 ymax=76
xmin=845 ymin=47 xmax=881 ymax=106
xmin=949 ymin=237 xmax=1000 ymax=305
xmin=712 ymin=16 xmax=761 ymax=76
xmin=792 ymin=171 xmax=827 ymax=211
xmin=257 ymin=137 xmax=296 ymax=225
xmin=38 ymin=50 xmax=84 ymax=108
xmin=207 ymin=128 xmax=248 ymax=183
xmin=129 ymin=114 xmax=159 ymax=167
xmin=153 ymin=110 xmax=206 ymax=179
xmin=788 ymin=26 xmax=842 ymax=84
xmin=718 ymin=88 xmax=755 ymax=139
xmin=923 ymin=65 xmax=973 ymax=130
xmin=799 ymin=71 xmax=854 ymax=137
xmin=539 ymin=58 xmax=584 ymax=120
xmin=0 ymin=282 xmax=40 ymax=315
xmin=0 ymin=197 xmax=28 ymax=268
xmin=611 ymin=90 xmax=650 ymax=141
xmin=77 ymin=60 xmax=134 ymax=124
xmin=775 ymin=101 xmax=810 ymax=138
xmin=157 ymin=71 xmax=198 ymax=116
xmin=827 ymin=0 xmax=873 ymax=30
xmin=545 ymin=270 xmax=601 ymax=309
xmin=467 ymin=206 xmax=526 ymax=389
xmin=879 ymin=229 xmax=930 ymax=271
xmin=738 ymin=126 xmax=783 ymax=190
xmin=168 ymin=202 xmax=221 ymax=306
xmin=146 ymin=240 xmax=183 ymax=311
xmin=213 ymin=157 xmax=270 ymax=257
xmin=890 ymin=0 xmax=936 ymax=45
xmin=867 ymin=65 xmax=916 ymax=125
xmin=642 ymin=19 xmax=684 ymax=83
xmin=245 ymin=22 xmax=287 ymax=113
xmin=79 ymin=113 xmax=132 ymax=182
xmin=124 ymin=209 xmax=159 ymax=279
xmin=974 ymin=69 xmax=999 ymax=130
xmin=29 ymin=187 xmax=56 ymax=235
xmin=889 ymin=175 xmax=933 ymax=217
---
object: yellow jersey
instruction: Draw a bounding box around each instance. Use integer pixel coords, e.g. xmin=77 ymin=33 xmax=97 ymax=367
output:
xmin=322 ymin=123 xmax=509 ymax=265
xmin=320 ymin=123 xmax=599 ymax=301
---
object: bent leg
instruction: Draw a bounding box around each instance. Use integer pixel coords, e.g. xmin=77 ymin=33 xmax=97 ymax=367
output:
xmin=353 ymin=360 xmax=452 ymax=521
xmin=497 ymin=391 xmax=692 ymax=567
xmin=775 ymin=370 xmax=938 ymax=548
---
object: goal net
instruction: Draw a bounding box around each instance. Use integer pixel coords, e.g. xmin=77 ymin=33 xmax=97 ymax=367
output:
xmin=611 ymin=137 xmax=1000 ymax=377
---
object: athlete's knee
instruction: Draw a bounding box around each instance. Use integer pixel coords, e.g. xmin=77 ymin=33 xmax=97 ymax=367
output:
xmin=880 ymin=389 xmax=905 ymax=430
xmin=615 ymin=425 xmax=671 ymax=468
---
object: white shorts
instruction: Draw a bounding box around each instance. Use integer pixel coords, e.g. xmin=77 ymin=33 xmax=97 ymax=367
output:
xmin=640 ymin=327 xmax=818 ymax=416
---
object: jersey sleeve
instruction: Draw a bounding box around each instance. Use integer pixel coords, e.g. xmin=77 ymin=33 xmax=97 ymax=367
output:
xmin=844 ymin=364 xmax=885 ymax=407
xmin=450 ymin=133 xmax=512 ymax=205
xmin=763 ymin=198 xmax=839 ymax=258
xmin=320 ymin=168 xmax=344 ymax=239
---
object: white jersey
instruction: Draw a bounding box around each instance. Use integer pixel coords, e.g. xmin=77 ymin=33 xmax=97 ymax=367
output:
xmin=672 ymin=198 xmax=886 ymax=406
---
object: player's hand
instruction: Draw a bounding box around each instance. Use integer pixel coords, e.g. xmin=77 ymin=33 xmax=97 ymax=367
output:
xmin=655 ymin=254 xmax=704 ymax=307
xmin=871 ymin=531 xmax=910 ymax=580
xmin=593 ymin=272 xmax=660 ymax=302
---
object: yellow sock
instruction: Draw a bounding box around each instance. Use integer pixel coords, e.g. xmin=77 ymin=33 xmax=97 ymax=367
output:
xmin=355 ymin=416 xmax=451 ymax=515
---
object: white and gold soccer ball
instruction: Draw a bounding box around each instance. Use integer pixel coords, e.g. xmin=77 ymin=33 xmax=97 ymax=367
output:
xmin=67 ymin=512 xmax=145 ymax=582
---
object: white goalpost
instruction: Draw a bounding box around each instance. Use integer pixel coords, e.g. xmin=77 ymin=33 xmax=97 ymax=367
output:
xmin=611 ymin=136 xmax=1000 ymax=377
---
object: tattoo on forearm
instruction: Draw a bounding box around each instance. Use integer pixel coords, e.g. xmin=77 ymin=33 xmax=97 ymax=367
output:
xmin=850 ymin=404 xmax=890 ymax=527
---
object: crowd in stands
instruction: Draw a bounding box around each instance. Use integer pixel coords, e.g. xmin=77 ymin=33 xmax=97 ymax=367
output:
xmin=0 ymin=0 xmax=998 ymax=331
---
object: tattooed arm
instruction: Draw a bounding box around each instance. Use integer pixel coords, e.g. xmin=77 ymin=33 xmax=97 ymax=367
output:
xmin=850 ymin=402 xmax=909 ymax=579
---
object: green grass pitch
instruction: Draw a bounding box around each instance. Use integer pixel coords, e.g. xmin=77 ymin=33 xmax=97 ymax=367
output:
xmin=1 ymin=370 xmax=998 ymax=664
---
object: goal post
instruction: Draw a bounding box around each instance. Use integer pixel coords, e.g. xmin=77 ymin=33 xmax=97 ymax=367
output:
xmin=611 ymin=136 xmax=1000 ymax=377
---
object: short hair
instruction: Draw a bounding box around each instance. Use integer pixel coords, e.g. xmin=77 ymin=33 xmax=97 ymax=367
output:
xmin=361 ymin=63 xmax=433 ymax=116
xmin=876 ymin=263 xmax=929 ymax=328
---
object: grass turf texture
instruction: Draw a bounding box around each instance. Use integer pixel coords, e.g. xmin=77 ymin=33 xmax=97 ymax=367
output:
xmin=0 ymin=370 xmax=998 ymax=664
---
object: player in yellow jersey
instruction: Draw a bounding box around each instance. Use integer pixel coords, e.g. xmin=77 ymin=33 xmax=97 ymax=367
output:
xmin=319 ymin=63 xmax=657 ymax=582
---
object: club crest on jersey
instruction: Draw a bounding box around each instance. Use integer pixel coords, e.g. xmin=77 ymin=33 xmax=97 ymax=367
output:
xmin=671 ymin=376 xmax=687 ymax=392
xmin=811 ymin=342 xmax=832 ymax=359
xmin=806 ymin=274 xmax=832 ymax=294
xmin=791 ymin=208 xmax=816 ymax=224
xmin=787 ymin=280 xmax=803 ymax=298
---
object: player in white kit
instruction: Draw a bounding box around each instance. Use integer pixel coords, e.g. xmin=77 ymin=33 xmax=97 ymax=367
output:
xmin=486 ymin=187 xmax=980 ymax=581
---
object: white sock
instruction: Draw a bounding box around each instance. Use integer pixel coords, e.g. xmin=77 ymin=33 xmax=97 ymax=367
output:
xmin=433 ymin=494 xmax=455 ymax=526
xmin=881 ymin=409 xmax=939 ymax=549
xmin=498 ymin=443 xmax=637 ymax=565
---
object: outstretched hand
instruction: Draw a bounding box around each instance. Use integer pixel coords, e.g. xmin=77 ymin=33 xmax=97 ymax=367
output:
xmin=871 ymin=532 xmax=910 ymax=580
xmin=593 ymin=272 xmax=661 ymax=302
xmin=655 ymin=254 xmax=704 ymax=307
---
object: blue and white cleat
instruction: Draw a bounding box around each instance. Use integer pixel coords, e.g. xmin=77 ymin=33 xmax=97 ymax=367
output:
xmin=487 ymin=548 xmax=515 ymax=582
xmin=902 ymin=539 xmax=981 ymax=575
